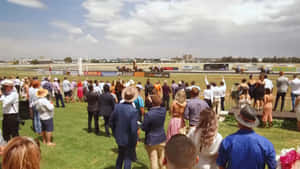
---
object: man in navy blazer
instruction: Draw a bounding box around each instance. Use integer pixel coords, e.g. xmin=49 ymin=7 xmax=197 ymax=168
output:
xmin=142 ymin=95 xmax=167 ymax=169
xmin=110 ymin=86 xmax=138 ymax=169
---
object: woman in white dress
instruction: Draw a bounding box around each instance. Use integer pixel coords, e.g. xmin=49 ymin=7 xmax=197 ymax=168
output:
xmin=187 ymin=108 xmax=222 ymax=169
xmin=295 ymin=96 xmax=300 ymax=131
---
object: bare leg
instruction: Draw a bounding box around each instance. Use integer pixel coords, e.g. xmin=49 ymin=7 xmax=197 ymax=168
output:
xmin=46 ymin=132 xmax=56 ymax=146
xmin=42 ymin=131 xmax=46 ymax=144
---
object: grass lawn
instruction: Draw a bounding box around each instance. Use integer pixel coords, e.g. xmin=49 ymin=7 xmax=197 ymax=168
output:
xmin=1 ymin=101 xmax=297 ymax=169
xmin=0 ymin=70 xmax=299 ymax=168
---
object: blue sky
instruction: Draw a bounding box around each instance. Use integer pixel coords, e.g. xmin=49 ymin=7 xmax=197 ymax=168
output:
xmin=0 ymin=0 xmax=300 ymax=59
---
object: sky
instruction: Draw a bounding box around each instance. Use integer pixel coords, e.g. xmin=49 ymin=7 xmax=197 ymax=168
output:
xmin=1 ymin=0 xmax=300 ymax=59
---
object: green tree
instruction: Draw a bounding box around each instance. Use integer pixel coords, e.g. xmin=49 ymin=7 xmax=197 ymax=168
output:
xmin=64 ymin=57 xmax=73 ymax=63
xmin=13 ymin=60 xmax=19 ymax=65
xmin=31 ymin=59 xmax=39 ymax=65
xmin=90 ymin=59 xmax=100 ymax=63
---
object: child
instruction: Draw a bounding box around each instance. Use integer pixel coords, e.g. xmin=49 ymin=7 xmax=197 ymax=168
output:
xmin=33 ymin=88 xmax=56 ymax=146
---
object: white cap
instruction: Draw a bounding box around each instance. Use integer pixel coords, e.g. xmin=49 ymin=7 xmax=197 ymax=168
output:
xmin=54 ymin=78 xmax=58 ymax=81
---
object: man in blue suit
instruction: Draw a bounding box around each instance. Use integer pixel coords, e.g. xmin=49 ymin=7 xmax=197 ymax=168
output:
xmin=141 ymin=95 xmax=167 ymax=169
xmin=110 ymin=86 xmax=138 ymax=169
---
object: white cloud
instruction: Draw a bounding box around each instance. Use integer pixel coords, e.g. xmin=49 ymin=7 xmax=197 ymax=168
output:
xmin=82 ymin=34 xmax=99 ymax=44
xmin=51 ymin=21 xmax=83 ymax=35
xmin=7 ymin=0 xmax=45 ymax=8
xmin=50 ymin=21 xmax=99 ymax=44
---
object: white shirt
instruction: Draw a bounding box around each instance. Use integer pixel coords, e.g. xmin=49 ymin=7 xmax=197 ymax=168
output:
xmin=219 ymin=79 xmax=226 ymax=97
xmin=29 ymin=87 xmax=38 ymax=108
xmin=62 ymin=80 xmax=71 ymax=92
xmin=203 ymin=89 xmax=213 ymax=102
xmin=33 ymin=97 xmax=54 ymax=120
xmin=94 ymin=85 xmax=102 ymax=94
xmin=264 ymin=79 xmax=273 ymax=90
xmin=0 ymin=91 xmax=19 ymax=114
xmin=14 ymin=79 xmax=21 ymax=86
xmin=205 ymin=78 xmax=222 ymax=99
xmin=187 ymin=85 xmax=201 ymax=92
xmin=289 ymin=78 xmax=300 ymax=95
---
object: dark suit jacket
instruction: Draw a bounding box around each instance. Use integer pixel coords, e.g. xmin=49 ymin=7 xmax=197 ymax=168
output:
xmin=99 ymin=92 xmax=115 ymax=117
xmin=141 ymin=106 xmax=166 ymax=146
xmin=85 ymin=91 xmax=100 ymax=113
xmin=109 ymin=103 xmax=138 ymax=147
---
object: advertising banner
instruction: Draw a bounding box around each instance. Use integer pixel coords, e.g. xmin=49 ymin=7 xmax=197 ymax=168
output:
xmin=84 ymin=71 xmax=102 ymax=76
xmin=101 ymin=71 xmax=118 ymax=77
xmin=145 ymin=72 xmax=170 ymax=78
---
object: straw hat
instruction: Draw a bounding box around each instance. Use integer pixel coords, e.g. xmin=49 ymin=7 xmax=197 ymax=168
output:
xmin=175 ymin=89 xmax=186 ymax=106
xmin=122 ymin=86 xmax=138 ymax=103
xmin=234 ymin=105 xmax=260 ymax=128
xmin=36 ymin=88 xmax=49 ymax=98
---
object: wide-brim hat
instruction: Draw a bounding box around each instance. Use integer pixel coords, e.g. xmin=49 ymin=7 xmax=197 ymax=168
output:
xmin=175 ymin=89 xmax=186 ymax=106
xmin=234 ymin=105 xmax=260 ymax=128
xmin=1 ymin=80 xmax=14 ymax=86
xmin=122 ymin=86 xmax=138 ymax=103
xmin=36 ymin=88 xmax=48 ymax=98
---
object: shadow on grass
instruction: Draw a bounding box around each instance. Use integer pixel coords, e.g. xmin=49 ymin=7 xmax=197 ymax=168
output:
xmin=82 ymin=128 xmax=108 ymax=136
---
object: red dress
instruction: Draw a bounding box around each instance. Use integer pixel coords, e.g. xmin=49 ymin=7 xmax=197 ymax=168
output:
xmin=77 ymin=82 xmax=84 ymax=99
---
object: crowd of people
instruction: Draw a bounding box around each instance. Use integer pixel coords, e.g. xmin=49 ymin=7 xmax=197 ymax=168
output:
xmin=0 ymin=72 xmax=299 ymax=169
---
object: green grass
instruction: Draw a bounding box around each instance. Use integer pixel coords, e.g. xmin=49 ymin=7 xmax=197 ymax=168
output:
xmin=0 ymin=69 xmax=300 ymax=168
xmin=6 ymin=102 xmax=299 ymax=169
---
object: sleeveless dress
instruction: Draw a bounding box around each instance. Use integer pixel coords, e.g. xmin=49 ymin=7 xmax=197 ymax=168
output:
xmin=255 ymin=83 xmax=265 ymax=101
xmin=248 ymin=82 xmax=256 ymax=99
xmin=167 ymin=101 xmax=186 ymax=141
xmin=262 ymin=94 xmax=273 ymax=122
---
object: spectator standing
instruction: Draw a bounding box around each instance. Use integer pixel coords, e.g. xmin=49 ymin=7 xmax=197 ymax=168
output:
xmin=264 ymin=75 xmax=273 ymax=91
xmin=217 ymin=105 xmax=277 ymax=169
xmin=85 ymin=85 xmax=100 ymax=134
xmin=62 ymin=77 xmax=72 ymax=103
xmin=203 ymin=85 xmax=213 ymax=108
xmin=154 ymin=81 xmax=163 ymax=98
xmin=187 ymin=108 xmax=222 ymax=169
xmin=14 ymin=76 xmax=21 ymax=94
xmin=184 ymin=88 xmax=209 ymax=135
xmin=110 ymin=86 xmax=138 ymax=169
xmin=262 ymin=88 xmax=274 ymax=128
xmin=99 ymin=85 xmax=115 ymax=136
xmin=248 ymin=74 xmax=256 ymax=100
xmin=219 ymin=77 xmax=226 ymax=111
xmin=141 ymin=95 xmax=167 ymax=169
xmin=29 ymin=80 xmax=41 ymax=135
xmin=167 ymin=89 xmax=187 ymax=141
xmin=33 ymin=88 xmax=56 ymax=146
xmin=171 ymin=80 xmax=178 ymax=100
xmin=77 ymin=80 xmax=84 ymax=102
xmin=53 ymin=78 xmax=65 ymax=108
xmin=289 ymin=75 xmax=300 ymax=112
xmin=162 ymin=80 xmax=171 ymax=111
xmin=274 ymin=71 xmax=289 ymax=112
xmin=0 ymin=80 xmax=19 ymax=141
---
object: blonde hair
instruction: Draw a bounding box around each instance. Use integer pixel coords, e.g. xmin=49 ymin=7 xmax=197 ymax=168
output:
xmin=2 ymin=136 xmax=41 ymax=169
xmin=196 ymin=108 xmax=218 ymax=152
